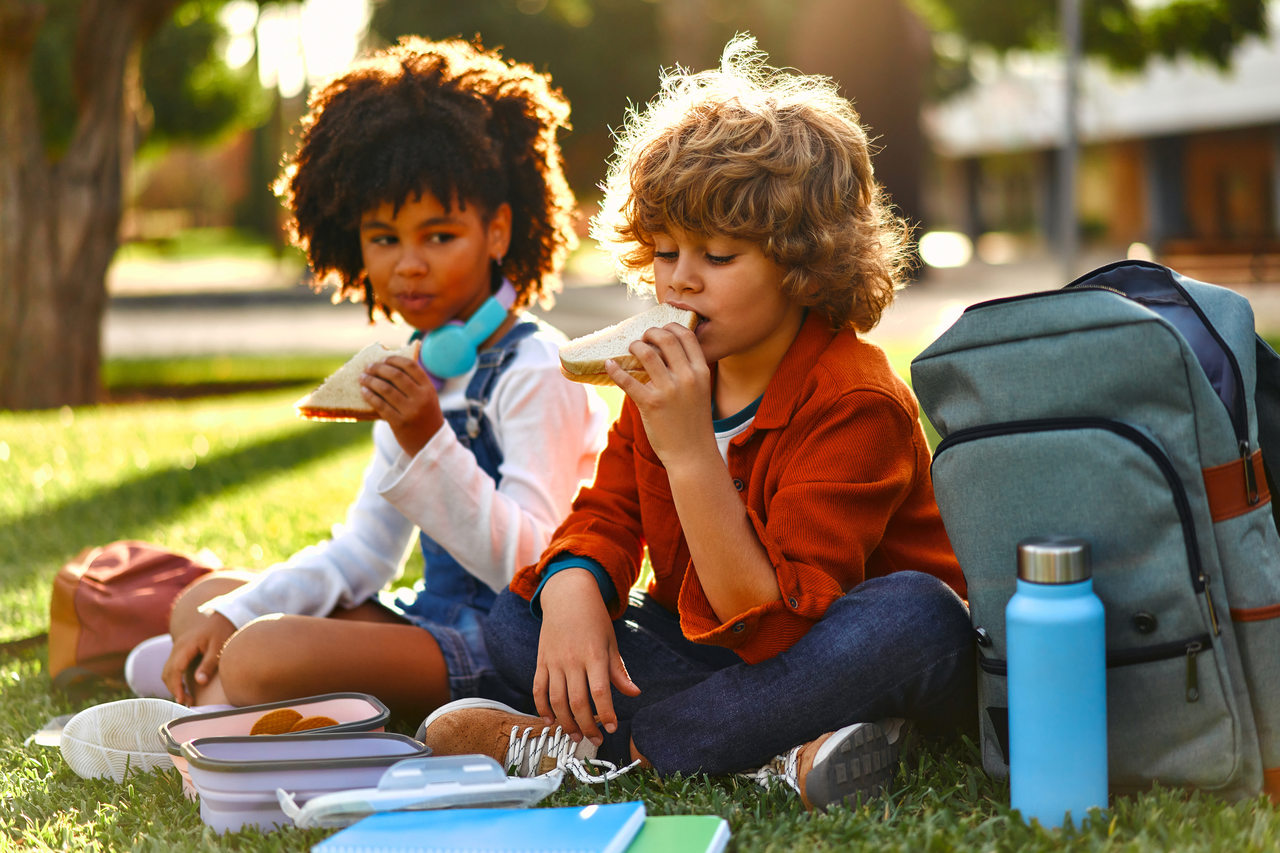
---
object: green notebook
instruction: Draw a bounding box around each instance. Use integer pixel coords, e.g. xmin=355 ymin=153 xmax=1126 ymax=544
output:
xmin=626 ymin=815 xmax=730 ymax=853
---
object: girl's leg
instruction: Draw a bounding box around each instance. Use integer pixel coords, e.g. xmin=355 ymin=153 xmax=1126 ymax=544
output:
xmin=212 ymin=613 xmax=451 ymax=720
xmin=622 ymin=571 xmax=976 ymax=776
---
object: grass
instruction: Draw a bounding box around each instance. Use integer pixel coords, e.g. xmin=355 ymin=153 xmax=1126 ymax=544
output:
xmin=3 ymin=355 xmax=1280 ymax=851
xmin=114 ymin=228 xmax=303 ymax=263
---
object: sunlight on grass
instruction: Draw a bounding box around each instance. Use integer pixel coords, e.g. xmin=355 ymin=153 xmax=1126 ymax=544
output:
xmin=103 ymin=354 xmax=346 ymax=391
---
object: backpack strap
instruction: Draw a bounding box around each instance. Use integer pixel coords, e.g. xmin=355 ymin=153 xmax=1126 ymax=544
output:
xmin=1255 ymin=335 xmax=1280 ymax=534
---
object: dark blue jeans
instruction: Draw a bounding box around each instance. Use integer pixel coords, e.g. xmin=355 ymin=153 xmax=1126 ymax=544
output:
xmin=483 ymin=571 xmax=977 ymax=776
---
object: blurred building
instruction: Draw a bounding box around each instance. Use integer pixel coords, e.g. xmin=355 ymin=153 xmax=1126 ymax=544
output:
xmin=923 ymin=5 xmax=1280 ymax=282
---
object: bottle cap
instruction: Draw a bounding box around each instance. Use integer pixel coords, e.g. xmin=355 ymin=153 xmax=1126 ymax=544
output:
xmin=1017 ymin=536 xmax=1091 ymax=583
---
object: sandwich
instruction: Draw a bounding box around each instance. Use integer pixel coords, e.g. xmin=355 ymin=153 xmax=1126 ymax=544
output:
xmin=295 ymin=342 xmax=415 ymax=421
xmin=559 ymin=302 xmax=700 ymax=386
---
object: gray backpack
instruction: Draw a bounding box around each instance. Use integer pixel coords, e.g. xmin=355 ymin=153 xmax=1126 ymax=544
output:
xmin=910 ymin=259 xmax=1280 ymax=801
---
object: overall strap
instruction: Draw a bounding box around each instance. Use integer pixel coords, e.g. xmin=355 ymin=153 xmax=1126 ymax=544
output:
xmin=463 ymin=319 xmax=540 ymax=406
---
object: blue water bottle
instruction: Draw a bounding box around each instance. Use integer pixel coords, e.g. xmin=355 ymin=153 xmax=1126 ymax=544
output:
xmin=1007 ymin=536 xmax=1108 ymax=828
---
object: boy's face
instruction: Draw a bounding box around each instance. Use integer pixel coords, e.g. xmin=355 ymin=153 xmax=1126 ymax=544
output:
xmin=358 ymin=192 xmax=511 ymax=331
xmin=651 ymin=228 xmax=804 ymax=369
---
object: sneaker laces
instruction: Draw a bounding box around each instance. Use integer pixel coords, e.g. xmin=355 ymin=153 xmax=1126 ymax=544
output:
xmin=505 ymin=723 xmax=640 ymax=784
xmin=748 ymin=744 xmax=802 ymax=795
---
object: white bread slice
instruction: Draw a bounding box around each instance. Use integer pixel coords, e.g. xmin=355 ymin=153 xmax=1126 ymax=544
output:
xmin=295 ymin=342 xmax=416 ymax=421
xmin=559 ymin=302 xmax=699 ymax=386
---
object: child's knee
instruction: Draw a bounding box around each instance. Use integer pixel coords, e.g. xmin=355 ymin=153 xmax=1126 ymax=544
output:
xmin=215 ymin=617 xmax=287 ymax=706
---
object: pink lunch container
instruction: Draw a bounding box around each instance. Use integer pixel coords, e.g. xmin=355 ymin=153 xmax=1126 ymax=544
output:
xmin=159 ymin=692 xmax=390 ymax=798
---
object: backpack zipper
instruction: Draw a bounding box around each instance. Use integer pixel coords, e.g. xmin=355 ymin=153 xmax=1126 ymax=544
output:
xmin=979 ymin=634 xmax=1212 ymax=703
xmin=936 ymin=416 xmax=1205 ymax=593
xmin=960 ymin=273 xmax=1257 ymax=506
xmin=1117 ymin=273 xmax=1257 ymax=506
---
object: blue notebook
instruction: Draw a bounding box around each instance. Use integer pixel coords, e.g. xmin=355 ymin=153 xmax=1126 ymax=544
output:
xmin=311 ymin=801 xmax=646 ymax=853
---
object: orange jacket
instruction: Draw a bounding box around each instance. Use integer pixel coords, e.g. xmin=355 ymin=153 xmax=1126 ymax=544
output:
xmin=510 ymin=312 xmax=965 ymax=663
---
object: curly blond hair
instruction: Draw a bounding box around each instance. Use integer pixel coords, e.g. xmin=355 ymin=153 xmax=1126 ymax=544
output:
xmin=591 ymin=35 xmax=911 ymax=331
xmin=276 ymin=36 xmax=576 ymax=320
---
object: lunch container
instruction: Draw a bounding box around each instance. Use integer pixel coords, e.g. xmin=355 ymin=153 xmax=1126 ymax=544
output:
xmin=181 ymin=732 xmax=430 ymax=833
xmin=160 ymin=692 xmax=390 ymax=797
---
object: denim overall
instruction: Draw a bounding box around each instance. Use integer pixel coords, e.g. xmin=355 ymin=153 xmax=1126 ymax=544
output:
xmin=386 ymin=320 xmax=539 ymax=701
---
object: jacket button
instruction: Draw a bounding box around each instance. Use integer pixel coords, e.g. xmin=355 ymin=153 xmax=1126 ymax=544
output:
xmin=732 ymin=622 xmax=746 ymax=633
xmin=788 ymin=597 xmax=798 ymax=608
xmin=732 ymin=478 xmax=744 ymax=491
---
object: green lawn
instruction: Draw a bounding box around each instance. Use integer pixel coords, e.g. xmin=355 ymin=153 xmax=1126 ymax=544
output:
xmin=2 ymin=357 xmax=1279 ymax=850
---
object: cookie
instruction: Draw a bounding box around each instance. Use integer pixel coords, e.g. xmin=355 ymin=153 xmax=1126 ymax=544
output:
xmin=288 ymin=715 xmax=339 ymax=732
xmin=249 ymin=708 xmax=303 ymax=735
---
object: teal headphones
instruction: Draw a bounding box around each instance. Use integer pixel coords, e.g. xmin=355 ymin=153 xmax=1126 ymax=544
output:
xmin=416 ymin=279 xmax=517 ymax=386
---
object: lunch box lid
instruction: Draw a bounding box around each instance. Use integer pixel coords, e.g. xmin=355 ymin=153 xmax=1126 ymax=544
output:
xmin=160 ymin=692 xmax=390 ymax=756
xmin=180 ymin=732 xmax=428 ymax=774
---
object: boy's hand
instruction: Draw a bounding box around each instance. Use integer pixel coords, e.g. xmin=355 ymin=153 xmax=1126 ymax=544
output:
xmin=361 ymin=341 xmax=444 ymax=456
xmin=533 ymin=569 xmax=640 ymax=747
xmin=606 ymin=323 xmax=714 ymax=467
xmin=162 ymin=611 xmax=235 ymax=705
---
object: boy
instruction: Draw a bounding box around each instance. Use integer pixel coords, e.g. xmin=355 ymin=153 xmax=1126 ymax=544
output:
xmin=420 ymin=35 xmax=975 ymax=809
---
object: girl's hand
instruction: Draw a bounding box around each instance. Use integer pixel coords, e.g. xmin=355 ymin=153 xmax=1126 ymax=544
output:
xmin=361 ymin=341 xmax=444 ymax=456
xmin=162 ymin=611 xmax=235 ymax=705
xmin=533 ymin=569 xmax=640 ymax=746
xmin=606 ymin=323 xmax=715 ymax=468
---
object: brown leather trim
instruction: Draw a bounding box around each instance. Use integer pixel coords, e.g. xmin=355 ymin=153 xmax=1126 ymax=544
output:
xmin=1230 ymin=603 xmax=1280 ymax=623
xmin=1203 ymin=449 xmax=1270 ymax=522
xmin=1266 ymin=767 xmax=1280 ymax=803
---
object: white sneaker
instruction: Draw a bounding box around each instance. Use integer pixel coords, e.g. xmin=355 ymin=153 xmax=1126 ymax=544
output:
xmin=124 ymin=634 xmax=174 ymax=699
xmin=751 ymin=720 xmax=900 ymax=810
xmin=418 ymin=698 xmax=638 ymax=783
xmin=60 ymin=698 xmax=194 ymax=782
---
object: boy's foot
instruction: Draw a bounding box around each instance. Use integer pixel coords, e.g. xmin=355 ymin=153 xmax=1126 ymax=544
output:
xmin=417 ymin=698 xmax=637 ymax=783
xmin=752 ymin=720 xmax=900 ymax=810
xmin=124 ymin=634 xmax=174 ymax=699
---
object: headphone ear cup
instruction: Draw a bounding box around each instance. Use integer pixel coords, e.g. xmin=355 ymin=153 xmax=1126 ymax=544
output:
xmin=418 ymin=292 xmax=511 ymax=379
xmin=419 ymin=325 xmax=477 ymax=377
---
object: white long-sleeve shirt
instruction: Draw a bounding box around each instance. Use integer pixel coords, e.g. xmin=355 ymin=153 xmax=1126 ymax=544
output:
xmin=204 ymin=319 xmax=609 ymax=628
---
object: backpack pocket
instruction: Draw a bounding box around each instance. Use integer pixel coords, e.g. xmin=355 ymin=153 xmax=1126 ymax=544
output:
xmin=934 ymin=418 xmax=1251 ymax=793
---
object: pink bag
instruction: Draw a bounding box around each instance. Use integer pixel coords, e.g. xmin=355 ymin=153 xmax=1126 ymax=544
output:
xmin=48 ymin=541 xmax=218 ymax=691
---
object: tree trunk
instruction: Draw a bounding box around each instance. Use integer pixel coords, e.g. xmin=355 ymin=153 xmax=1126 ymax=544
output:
xmin=0 ymin=0 xmax=177 ymax=410
xmin=788 ymin=0 xmax=930 ymax=234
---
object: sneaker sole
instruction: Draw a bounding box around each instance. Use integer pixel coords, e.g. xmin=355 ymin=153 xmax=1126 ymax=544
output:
xmin=60 ymin=698 xmax=194 ymax=782
xmin=804 ymin=722 xmax=898 ymax=809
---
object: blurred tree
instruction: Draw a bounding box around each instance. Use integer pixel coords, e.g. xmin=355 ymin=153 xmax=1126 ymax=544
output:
xmin=915 ymin=0 xmax=1271 ymax=98
xmin=0 ymin=0 xmax=264 ymax=410
xmin=366 ymin=0 xmax=664 ymax=207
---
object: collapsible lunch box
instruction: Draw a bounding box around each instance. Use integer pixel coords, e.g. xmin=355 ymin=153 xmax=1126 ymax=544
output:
xmin=160 ymin=692 xmax=390 ymax=798
xmin=181 ymin=732 xmax=431 ymax=833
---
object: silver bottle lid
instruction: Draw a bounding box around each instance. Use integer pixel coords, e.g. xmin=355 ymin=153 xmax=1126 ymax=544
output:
xmin=1017 ymin=536 xmax=1091 ymax=584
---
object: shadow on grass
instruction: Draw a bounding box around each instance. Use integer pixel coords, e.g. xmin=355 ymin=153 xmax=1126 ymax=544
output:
xmin=0 ymin=421 xmax=371 ymax=590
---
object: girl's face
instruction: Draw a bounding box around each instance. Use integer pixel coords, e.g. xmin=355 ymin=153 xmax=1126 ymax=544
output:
xmin=651 ymin=228 xmax=804 ymax=374
xmin=359 ymin=192 xmax=511 ymax=331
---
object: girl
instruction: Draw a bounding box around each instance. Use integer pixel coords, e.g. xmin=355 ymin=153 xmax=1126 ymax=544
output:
xmin=143 ymin=37 xmax=609 ymax=720
xmin=418 ymin=35 xmax=976 ymax=809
